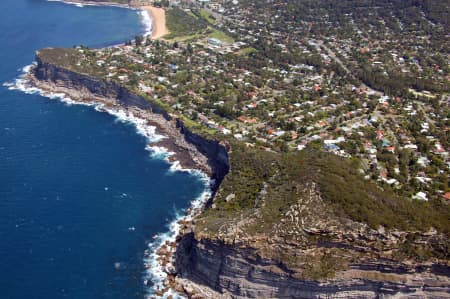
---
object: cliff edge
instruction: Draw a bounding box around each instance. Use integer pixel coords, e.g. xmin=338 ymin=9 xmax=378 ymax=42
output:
xmin=31 ymin=48 xmax=450 ymax=299
xmin=33 ymin=48 xmax=230 ymax=188
xmin=172 ymin=145 xmax=449 ymax=298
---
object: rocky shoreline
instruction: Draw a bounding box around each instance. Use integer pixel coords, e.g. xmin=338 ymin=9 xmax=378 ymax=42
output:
xmin=23 ymin=54 xmax=230 ymax=298
xmin=25 ymin=50 xmax=450 ymax=299
xmin=31 ymin=52 xmax=230 ymax=178
xmin=28 ymin=75 xmax=208 ymax=172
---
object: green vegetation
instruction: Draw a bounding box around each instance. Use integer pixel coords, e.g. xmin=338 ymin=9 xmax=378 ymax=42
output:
xmin=164 ymin=8 xmax=232 ymax=44
xmin=207 ymin=29 xmax=234 ymax=44
xmin=37 ymin=48 xmax=105 ymax=77
xmin=310 ymin=152 xmax=449 ymax=231
xmin=267 ymin=249 xmax=348 ymax=281
xmin=301 ymin=252 xmax=346 ymax=280
xmin=165 ymin=8 xmax=208 ymax=39
xmin=201 ymin=144 xmax=450 ymax=234
xmin=38 ymin=0 xmax=450 ymax=272
xmin=236 ymin=47 xmax=257 ymax=56
xmin=193 ymin=8 xmax=217 ymax=25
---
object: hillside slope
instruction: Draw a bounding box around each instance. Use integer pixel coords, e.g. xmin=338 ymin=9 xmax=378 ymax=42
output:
xmin=175 ymin=145 xmax=449 ymax=298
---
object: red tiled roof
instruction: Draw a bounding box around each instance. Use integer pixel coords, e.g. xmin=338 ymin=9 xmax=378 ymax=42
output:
xmin=443 ymin=192 xmax=450 ymax=201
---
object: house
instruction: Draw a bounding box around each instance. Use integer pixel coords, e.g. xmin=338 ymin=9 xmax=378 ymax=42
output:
xmin=297 ymin=144 xmax=306 ymax=151
xmin=238 ymin=116 xmax=257 ymax=124
xmin=443 ymin=192 xmax=450 ymax=201
xmin=169 ymin=64 xmax=178 ymax=72
xmin=404 ymin=144 xmax=418 ymax=150
xmin=386 ymin=146 xmax=396 ymax=153
xmin=208 ymin=38 xmax=222 ymax=46
xmin=376 ymin=129 xmax=384 ymax=140
xmin=324 ymin=143 xmax=340 ymax=151
xmin=384 ymin=178 xmax=399 ymax=185
xmin=381 ymin=139 xmax=391 ymax=147
xmin=417 ymin=156 xmax=429 ymax=167
xmin=413 ymin=192 xmax=428 ymax=201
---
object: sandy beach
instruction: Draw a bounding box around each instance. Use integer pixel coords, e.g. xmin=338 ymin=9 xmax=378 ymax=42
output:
xmin=142 ymin=6 xmax=169 ymax=39
xmin=52 ymin=1 xmax=169 ymax=40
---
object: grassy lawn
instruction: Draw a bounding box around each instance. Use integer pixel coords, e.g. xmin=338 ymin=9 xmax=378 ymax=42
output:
xmin=196 ymin=9 xmax=217 ymax=25
xmin=236 ymin=47 xmax=258 ymax=56
xmin=208 ymin=29 xmax=234 ymax=43
xmin=164 ymin=8 xmax=233 ymax=45
xmin=408 ymin=88 xmax=436 ymax=98
xmin=166 ymin=33 xmax=203 ymax=42
xmin=165 ymin=8 xmax=208 ymax=39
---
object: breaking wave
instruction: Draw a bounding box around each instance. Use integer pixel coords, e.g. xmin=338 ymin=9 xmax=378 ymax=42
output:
xmin=6 ymin=64 xmax=211 ymax=298
xmin=139 ymin=9 xmax=153 ymax=37
xmin=143 ymin=174 xmax=211 ymax=299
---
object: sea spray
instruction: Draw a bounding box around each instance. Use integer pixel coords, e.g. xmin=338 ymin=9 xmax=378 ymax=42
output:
xmin=146 ymin=145 xmax=176 ymax=161
xmin=5 ymin=67 xmax=166 ymax=144
xmin=143 ymin=174 xmax=211 ymax=299
xmin=139 ymin=9 xmax=153 ymax=37
xmin=45 ymin=0 xmax=153 ymax=37
xmin=46 ymin=0 xmax=85 ymax=8
xmin=46 ymin=0 xmax=129 ymax=9
xmin=7 ymin=65 xmax=212 ymax=298
xmin=0 ymin=2 xmax=169 ymax=297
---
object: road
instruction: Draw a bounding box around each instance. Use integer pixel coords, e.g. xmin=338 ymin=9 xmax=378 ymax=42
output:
xmin=315 ymin=40 xmax=383 ymax=96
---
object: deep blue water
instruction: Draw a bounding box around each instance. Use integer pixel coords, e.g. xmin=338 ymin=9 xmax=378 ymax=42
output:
xmin=0 ymin=1 xmax=204 ymax=298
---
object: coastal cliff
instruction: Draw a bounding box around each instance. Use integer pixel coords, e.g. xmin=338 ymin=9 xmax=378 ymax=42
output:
xmin=33 ymin=49 xmax=229 ymax=186
xmin=173 ymin=148 xmax=450 ymax=298
xmin=175 ymin=233 xmax=449 ymax=299
xmin=174 ymin=225 xmax=449 ymax=299
xmin=30 ymin=49 xmax=450 ymax=299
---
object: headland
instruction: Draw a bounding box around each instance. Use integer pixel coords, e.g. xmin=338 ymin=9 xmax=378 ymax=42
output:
xmin=15 ymin=0 xmax=450 ymax=298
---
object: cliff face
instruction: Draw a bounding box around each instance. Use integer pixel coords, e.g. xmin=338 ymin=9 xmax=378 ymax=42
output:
xmin=174 ymin=181 xmax=450 ymax=298
xmin=175 ymin=232 xmax=450 ymax=299
xmin=176 ymin=119 xmax=230 ymax=189
xmin=31 ymin=50 xmax=449 ymax=299
xmin=35 ymin=54 xmax=168 ymax=116
xmin=33 ymin=51 xmax=229 ymax=184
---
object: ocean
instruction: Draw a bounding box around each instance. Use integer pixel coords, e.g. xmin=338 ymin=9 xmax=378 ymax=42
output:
xmin=0 ymin=1 xmax=206 ymax=298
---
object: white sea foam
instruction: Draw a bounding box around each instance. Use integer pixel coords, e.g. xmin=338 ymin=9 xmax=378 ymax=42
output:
xmin=143 ymin=181 xmax=211 ymax=299
xmin=21 ymin=64 xmax=34 ymax=73
xmin=168 ymin=161 xmax=183 ymax=173
xmin=146 ymin=145 xmax=175 ymax=161
xmin=139 ymin=10 xmax=153 ymax=37
xmin=5 ymin=65 xmax=43 ymax=95
xmin=46 ymin=0 xmax=131 ymax=9
xmin=46 ymin=0 xmax=87 ymax=8
xmin=9 ymin=63 xmax=212 ymax=299
xmin=106 ymin=108 xmax=165 ymax=143
xmin=46 ymin=0 xmax=151 ymax=39
xmin=6 ymin=65 xmax=170 ymax=152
